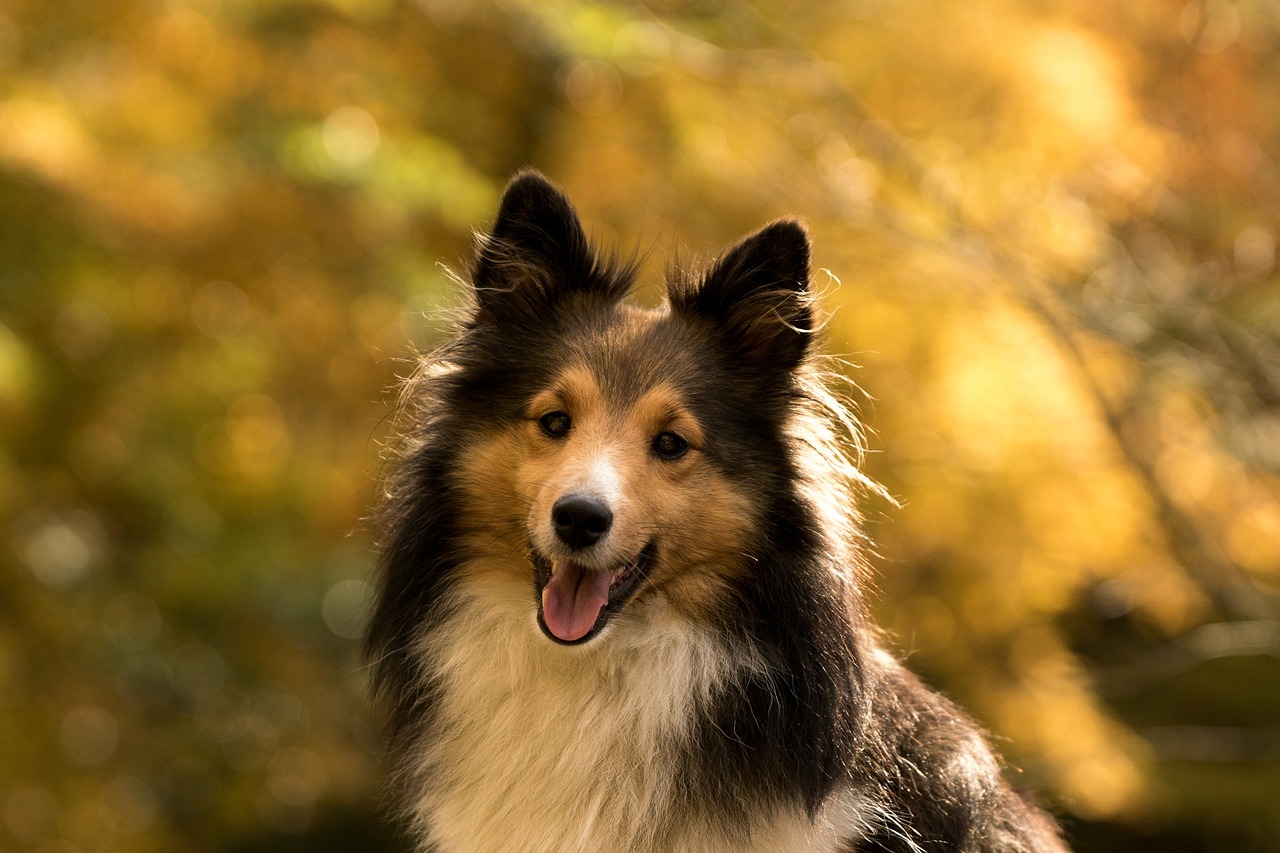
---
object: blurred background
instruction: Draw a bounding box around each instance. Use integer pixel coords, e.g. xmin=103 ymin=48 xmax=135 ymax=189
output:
xmin=2 ymin=0 xmax=1278 ymax=850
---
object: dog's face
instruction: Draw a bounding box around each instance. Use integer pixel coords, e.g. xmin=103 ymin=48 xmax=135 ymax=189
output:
xmin=448 ymin=172 xmax=816 ymax=645
xmin=520 ymin=364 xmax=730 ymax=642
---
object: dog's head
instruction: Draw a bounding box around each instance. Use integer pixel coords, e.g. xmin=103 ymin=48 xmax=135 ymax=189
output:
xmin=446 ymin=171 xmax=820 ymax=645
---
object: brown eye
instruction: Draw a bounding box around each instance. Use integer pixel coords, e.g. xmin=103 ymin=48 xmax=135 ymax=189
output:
xmin=652 ymin=431 xmax=688 ymax=460
xmin=539 ymin=411 xmax=571 ymax=438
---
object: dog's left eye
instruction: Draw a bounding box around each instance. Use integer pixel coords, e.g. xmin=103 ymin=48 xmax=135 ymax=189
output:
xmin=539 ymin=411 xmax=572 ymax=438
xmin=652 ymin=431 xmax=689 ymax=460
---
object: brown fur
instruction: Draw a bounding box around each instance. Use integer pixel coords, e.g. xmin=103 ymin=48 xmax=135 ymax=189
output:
xmin=457 ymin=357 xmax=756 ymax=628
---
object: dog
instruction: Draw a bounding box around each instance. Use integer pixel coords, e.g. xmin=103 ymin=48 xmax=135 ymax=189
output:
xmin=365 ymin=171 xmax=1069 ymax=852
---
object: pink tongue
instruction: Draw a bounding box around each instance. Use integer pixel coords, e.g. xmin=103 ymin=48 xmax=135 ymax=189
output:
xmin=542 ymin=560 xmax=612 ymax=642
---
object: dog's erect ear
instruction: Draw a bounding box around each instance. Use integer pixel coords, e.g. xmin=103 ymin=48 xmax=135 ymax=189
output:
xmin=674 ymin=219 xmax=814 ymax=369
xmin=470 ymin=171 xmax=628 ymax=319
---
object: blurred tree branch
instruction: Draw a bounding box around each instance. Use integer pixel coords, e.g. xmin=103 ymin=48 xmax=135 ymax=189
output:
xmin=1142 ymin=724 xmax=1280 ymax=763
xmin=1095 ymin=620 xmax=1280 ymax=695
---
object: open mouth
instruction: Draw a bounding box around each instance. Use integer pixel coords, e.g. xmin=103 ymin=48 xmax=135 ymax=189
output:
xmin=531 ymin=542 xmax=655 ymax=645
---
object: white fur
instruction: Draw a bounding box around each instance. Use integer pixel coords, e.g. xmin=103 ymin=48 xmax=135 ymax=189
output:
xmin=405 ymin=560 xmax=872 ymax=852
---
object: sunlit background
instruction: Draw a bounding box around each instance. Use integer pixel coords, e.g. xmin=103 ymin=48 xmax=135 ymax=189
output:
xmin=2 ymin=0 xmax=1278 ymax=850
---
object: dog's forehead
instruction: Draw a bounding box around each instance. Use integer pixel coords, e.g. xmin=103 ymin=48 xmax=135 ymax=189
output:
xmin=564 ymin=303 xmax=702 ymax=404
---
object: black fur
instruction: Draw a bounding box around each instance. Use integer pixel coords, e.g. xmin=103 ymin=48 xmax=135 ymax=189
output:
xmin=365 ymin=171 xmax=1069 ymax=852
xmin=471 ymin=169 xmax=636 ymax=324
xmin=673 ymin=217 xmax=815 ymax=370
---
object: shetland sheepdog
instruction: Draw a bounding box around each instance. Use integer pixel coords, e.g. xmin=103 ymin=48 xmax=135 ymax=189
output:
xmin=365 ymin=171 xmax=1069 ymax=852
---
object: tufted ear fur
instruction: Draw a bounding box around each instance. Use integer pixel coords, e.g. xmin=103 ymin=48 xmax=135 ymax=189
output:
xmin=470 ymin=171 xmax=631 ymax=320
xmin=673 ymin=219 xmax=814 ymax=369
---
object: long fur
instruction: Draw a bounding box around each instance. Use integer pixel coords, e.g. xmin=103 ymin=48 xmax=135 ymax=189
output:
xmin=365 ymin=171 xmax=1069 ymax=853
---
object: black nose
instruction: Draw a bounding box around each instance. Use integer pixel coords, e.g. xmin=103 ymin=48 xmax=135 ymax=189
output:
xmin=552 ymin=494 xmax=613 ymax=551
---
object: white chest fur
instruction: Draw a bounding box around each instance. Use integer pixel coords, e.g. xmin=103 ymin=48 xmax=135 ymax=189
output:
xmin=403 ymin=568 xmax=870 ymax=852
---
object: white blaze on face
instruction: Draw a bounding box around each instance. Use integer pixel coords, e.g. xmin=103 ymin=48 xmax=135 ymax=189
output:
xmin=584 ymin=452 xmax=623 ymax=514
xmin=544 ymin=444 xmax=629 ymax=556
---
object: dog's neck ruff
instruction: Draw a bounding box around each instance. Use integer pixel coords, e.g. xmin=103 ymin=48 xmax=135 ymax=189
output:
xmin=403 ymin=559 xmax=869 ymax=853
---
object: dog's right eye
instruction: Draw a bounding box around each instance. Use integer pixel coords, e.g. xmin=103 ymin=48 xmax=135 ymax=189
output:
xmin=539 ymin=411 xmax=572 ymax=438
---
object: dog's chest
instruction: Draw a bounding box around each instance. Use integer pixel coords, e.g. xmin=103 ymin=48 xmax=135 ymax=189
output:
xmin=406 ymin=587 xmax=858 ymax=853
xmin=411 ymin=600 xmax=704 ymax=850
